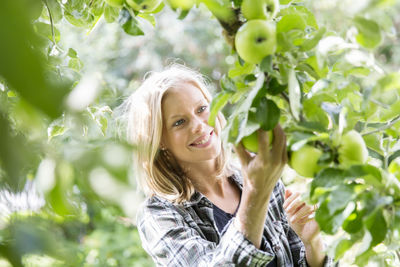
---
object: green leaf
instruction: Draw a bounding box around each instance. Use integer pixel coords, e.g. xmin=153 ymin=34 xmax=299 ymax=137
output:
xmin=300 ymin=27 xmax=326 ymax=51
xmin=335 ymin=238 xmax=353 ymax=260
xmin=254 ymin=98 xmax=280 ymax=131
xmin=33 ymin=22 xmax=61 ymax=43
xmin=296 ymin=63 xmax=320 ymax=80
xmin=45 ymin=0 xmax=63 ymax=23
xmin=138 ymin=13 xmax=156 ymax=26
xmin=220 ymin=75 xmax=236 ymax=92
xmin=315 ymin=199 xmax=355 ymax=234
xmin=260 ymin=56 xmax=273 ymax=73
xmin=104 ymin=5 xmax=120 ymax=23
xmin=311 ymin=168 xmax=346 ymax=197
xmin=288 ymin=68 xmax=301 ymax=121
xmin=266 ymin=78 xmax=287 ymax=96
xmin=67 ymin=48 xmax=78 ymax=58
xmin=118 ymin=8 xmax=144 ymax=36
xmin=0 ymin=0 xmax=68 ymax=118
xmin=364 ymin=209 xmax=387 ymax=246
xmin=343 ymin=207 xmax=366 ymax=234
xmin=228 ymin=60 xmax=254 ymax=78
xmin=68 ymin=58 xmax=84 ymax=72
xmin=327 ymin=184 xmax=355 ymax=215
xmin=47 ymin=125 xmax=67 ymax=141
xmin=376 ymin=72 xmax=400 ymax=92
xmin=208 ymin=91 xmax=232 ymax=127
xmin=177 ymin=9 xmax=189 ymax=20
xmin=277 ymin=13 xmax=306 ymax=33
xmin=354 ymin=17 xmax=382 ymax=49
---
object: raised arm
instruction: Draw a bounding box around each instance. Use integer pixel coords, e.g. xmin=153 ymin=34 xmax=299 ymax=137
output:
xmin=234 ymin=125 xmax=287 ymax=249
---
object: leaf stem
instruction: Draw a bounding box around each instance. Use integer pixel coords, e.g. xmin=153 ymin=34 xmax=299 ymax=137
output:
xmin=43 ymin=0 xmax=56 ymax=46
xmin=362 ymin=115 xmax=400 ymax=136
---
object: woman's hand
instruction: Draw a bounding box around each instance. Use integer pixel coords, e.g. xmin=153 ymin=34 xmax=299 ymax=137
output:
xmin=283 ymin=189 xmax=320 ymax=245
xmin=235 ymin=125 xmax=288 ymax=202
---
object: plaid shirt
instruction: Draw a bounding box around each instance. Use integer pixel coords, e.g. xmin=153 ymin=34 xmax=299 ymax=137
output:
xmin=137 ymin=172 xmax=335 ymax=266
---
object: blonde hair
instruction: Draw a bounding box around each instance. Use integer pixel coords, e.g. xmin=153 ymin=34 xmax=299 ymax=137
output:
xmin=123 ymin=64 xmax=233 ymax=203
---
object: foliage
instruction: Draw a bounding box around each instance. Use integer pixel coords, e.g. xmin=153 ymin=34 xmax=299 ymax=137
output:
xmin=0 ymin=0 xmax=400 ymax=266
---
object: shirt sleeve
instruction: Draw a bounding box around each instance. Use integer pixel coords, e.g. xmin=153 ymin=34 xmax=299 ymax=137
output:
xmin=136 ymin=198 xmax=275 ymax=267
xmin=274 ymin=180 xmax=337 ymax=267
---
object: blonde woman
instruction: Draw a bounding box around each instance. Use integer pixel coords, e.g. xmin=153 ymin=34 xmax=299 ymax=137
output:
xmin=125 ymin=64 xmax=333 ymax=266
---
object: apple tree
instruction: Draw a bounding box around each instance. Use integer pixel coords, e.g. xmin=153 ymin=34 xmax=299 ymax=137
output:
xmin=1 ymin=0 xmax=400 ymax=266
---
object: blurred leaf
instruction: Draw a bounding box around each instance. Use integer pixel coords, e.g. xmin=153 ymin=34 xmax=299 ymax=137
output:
xmin=118 ymin=8 xmax=144 ymax=36
xmin=228 ymin=60 xmax=254 ymax=78
xmin=254 ymin=98 xmax=280 ymax=131
xmin=288 ymin=68 xmax=301 ymax=121
xmin=260 ymin=56 xmax=273 ymax=74
xmin=220 ymin=75 xmax=236 ymax=92
xmin=68 ymin=58 xmax=84 ymax=72
xmin=354 ymin=17 xmax=382 ymax=49
xmin=43 ymin=0 xmax=63 ymax=23
xmin=0 ymin=113 xmax=38 ymax=191
xmin=48 ymin=125 xmax=68 ymax=141
xmin=0 ymin=0 xmax=68 ymax=118
xmin=209 ymin=91 xmax=232 ymax=127
xmin=104 ymin=5 xmax=120 ymax=23
xmin=364 ymin=209 xmax=387 ymax=247
xmin=67 ymin=48 xmax=78 ymax=58
xmin=335 ymin=238 xmax=354 ymax=260
xmin=311 ymin=168 xmax=345 ymax=198
xmin=138 ymin=13 xmax=156 ymax=26
xmin=33 ymin=22 xmax=61 ymax=43
xmin=300 ymin=27 xmax=326 ymax=51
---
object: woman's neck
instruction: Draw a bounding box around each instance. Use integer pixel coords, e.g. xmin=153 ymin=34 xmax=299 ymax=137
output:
xmin=181 ymin=159 xmax=225 ymax=197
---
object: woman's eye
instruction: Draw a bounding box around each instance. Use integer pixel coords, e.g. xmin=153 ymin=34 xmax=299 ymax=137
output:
xmin=173 ymin=119 xmax=185 ymax=127
xmin=198 ymin=106 xmax=208 ymax=113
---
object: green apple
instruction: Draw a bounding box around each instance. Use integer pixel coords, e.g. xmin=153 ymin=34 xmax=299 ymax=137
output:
xmin=241 ymin=0 xmax=279 ymax=20
xmin=105 ymin=0 xmax=124 ymax=7
xmin=126 ymin=0 xmax=162 ymax=12
xmin=241 ymin=131 xmax=274 ymax=153
xmin=338 ymin=130 xmax=368 ymax=168
xmin=290 ymin=145 xmax=322 ymax=178
xmin=166 ymin=0 xmax=195 ymax=10
xmin=235 ymin=20 xmax=277 ymax=64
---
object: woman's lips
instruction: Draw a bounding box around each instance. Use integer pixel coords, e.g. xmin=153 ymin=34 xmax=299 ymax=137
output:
xmin=190 ymin=131 xmax=213 ymax=148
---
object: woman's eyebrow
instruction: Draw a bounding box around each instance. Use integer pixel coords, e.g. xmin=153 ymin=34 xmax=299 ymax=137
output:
xmin=167 ymin=99 xmax=206 ymax=120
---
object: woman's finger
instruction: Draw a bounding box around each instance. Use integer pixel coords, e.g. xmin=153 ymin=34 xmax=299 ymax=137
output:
xmin=292 ymin=214 xmax=315 ymax=225
xmin=283 ymin=191 xmax=301 ymax=210
xmin=285 ymin=197 xmax=305 ymax=214
xmin=290 ymin=204 xmax=314 ymax=220
xmin=257 ymin=129 xmax=270 ymax=160
xmin=234 ymin=141 xmax=252 ymax=166
xmin=271 ymin=125 xmax=286 ymax=164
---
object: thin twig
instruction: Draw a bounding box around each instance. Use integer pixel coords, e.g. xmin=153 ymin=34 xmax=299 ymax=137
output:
xmin=362 ymin=115 xmax=400 ymax=136
xmin=43 ymin=0 xmax=56 ymax=46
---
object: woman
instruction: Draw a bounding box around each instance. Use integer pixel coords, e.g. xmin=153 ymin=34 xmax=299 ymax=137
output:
xmin=125 ymin=64 xmax=334 ymax=266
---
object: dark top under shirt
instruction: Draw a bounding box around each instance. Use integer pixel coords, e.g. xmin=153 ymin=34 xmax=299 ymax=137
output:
xmin=212 ymin=195 xmax=278 ymax=267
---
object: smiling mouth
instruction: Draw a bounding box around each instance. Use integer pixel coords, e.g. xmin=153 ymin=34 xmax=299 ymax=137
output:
xmin=190 ymin=131 xmax=213 ymax=146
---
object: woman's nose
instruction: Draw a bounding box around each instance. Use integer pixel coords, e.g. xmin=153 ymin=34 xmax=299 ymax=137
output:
xmin=191 ymin=117 xmax=205 ymax=134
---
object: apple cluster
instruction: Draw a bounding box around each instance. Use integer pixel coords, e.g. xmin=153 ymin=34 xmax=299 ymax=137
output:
xmin=289 ymin=130 xmax=369 ymax=178
xmin=235 ymin=0 xmax=279 ymax=64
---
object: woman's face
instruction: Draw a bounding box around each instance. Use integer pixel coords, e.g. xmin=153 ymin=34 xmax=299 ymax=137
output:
xmin=161 ymin=82 xmax=222 ymax=166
